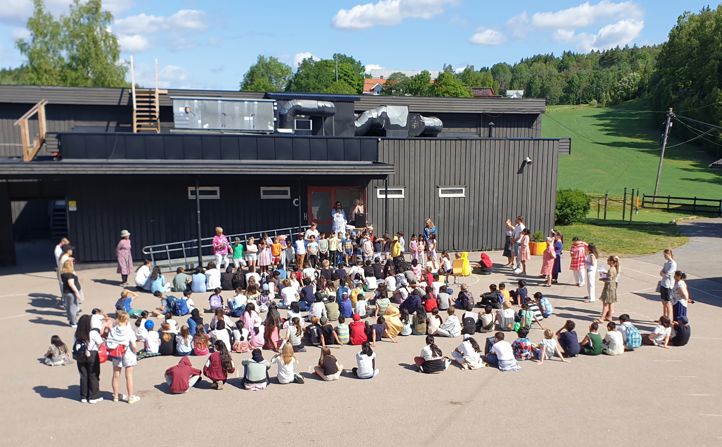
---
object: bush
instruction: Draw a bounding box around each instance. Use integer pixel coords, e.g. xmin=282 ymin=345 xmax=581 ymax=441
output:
xmin=555 ymin=189 xmax=590 ymax=225
xmin=532 ymin=230 xmax=545 ymax=242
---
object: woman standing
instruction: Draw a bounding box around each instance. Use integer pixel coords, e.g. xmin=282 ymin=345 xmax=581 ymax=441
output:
xmin=74 ymin=314 xmax=104 ymax=403
xmin=551 ymin=231 xmax=563 ymax=284
xmin=60 ymin=259 xmax=82 ymax=327
xmin=518 ymin=228 xmax=531 ymax=275
xmin=540 ymin=237 xmax=555 ymax=287
xmin=331 ymin=202 xmax=347 ymax=235
xmin=502 ymin=218 xmax=514 ymax=267
xmin=671 ymin=270 xmax=692 ymax=320
xmin=116 ymin=230 xmax=133 ymax=287
xmin=569 ymin=237 xmax=587 ymax=287
xmin=349 ymin=199 xmax=365 ymax=226
xmin=585 ymin=243 xmax=599 ymax=302
xmin=107 ymin=311 xmax=140 ymax=404
xmin=599 ymin=256 xmax=620 ymax=323
xmin=212 ymin=227 xmax=230 ymax=270
xmin=659 ymin=249 xmax=677 ymax=320
xmin=423 ymin=218 xmax=437 ymax=242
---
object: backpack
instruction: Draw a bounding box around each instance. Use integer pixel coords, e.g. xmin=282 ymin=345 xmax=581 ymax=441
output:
xmin=209 ymin=294 xmax=223 ymax=309
xmin=462 ymin=317 xmax=476 ymax=335
xmin=625 ymin=324 xmax=642 ymax=350
xmin=455 ymin=291 xmax=473 ymax=311
xmin=165 ymin=296 xmax=177 ymax=313
xmin=72 ymin=338 xmax=88 ymax=361
xmin=173 ymin=298 xmax=190 ymax=316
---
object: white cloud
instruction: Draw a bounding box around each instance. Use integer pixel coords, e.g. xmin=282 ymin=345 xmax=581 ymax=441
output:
xmin=118 ymin=34 xmax=149 ymax=52
xmin=293 ymin=52 xmax=319 ymax=68
xmin=0 ymin=0 xmax=133 ymax=24
xmin=331 ymin=0 xmax=455 ymax=30
xmin=469 ymin=28 xmax=506 ymax=45
xmin=582 ymin=18 xmax=644 ymax=50
xmin=506 ymin=11 xmax=529 ymax=38
xmin=531 ymin=0 xmax=642 ymax=28
xmin=552 ymin=29 xmax=576 ymax=42
xmin=114 ymin=9 xmax=206 ymax=34
xmin=365 ymin=64 xmax=384 ymax=73
xmin=133 ymin=63 xmax=189 ymax=89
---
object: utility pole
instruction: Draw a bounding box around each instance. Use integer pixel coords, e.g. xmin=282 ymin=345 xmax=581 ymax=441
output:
xmin=335 ymin=55 xmax=339 ymax=82
xmin=653 ymin=108 xmax=673 ymax=200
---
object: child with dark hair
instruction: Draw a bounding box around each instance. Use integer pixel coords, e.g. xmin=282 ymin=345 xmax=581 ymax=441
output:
xmin=43 ymin=335 xmax=72 ymax=366
xmin=203 ymin=340 xmax=235 ymax=390
xmin=580 ymin=322 xmax=603 ymax=355
xmin=451 ymin=337 xmax=484 ymax=370
xmin=509 ymin=280 xmax=528 ymax=306
xmin=241 ymin=349 xmax=271 ymax=391
xmin=644 ymin=316 xmax=672 ymax=348
xmin=414 ymin=335 xmax=450 ymax=373
xmin=353 ymin=342 xmax=379 ymax=379
xmin=512 ymin=327 xmax=534 ymax=361
xmin=556 ymin=320 xmax=581 ymax=357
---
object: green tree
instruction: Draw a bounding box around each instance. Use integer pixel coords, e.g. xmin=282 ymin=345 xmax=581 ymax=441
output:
xmin=240 ymin=55 xmax=292 ymax=92
xmin=430 ymin=71 xmax=471 ymax=97
xmin=490 ymin=62 xmax=512 ymax=93
xmin=404 ymin=70 xmax=432 ymax=96
xmin=457 ymin=66 xmax=494 ymax=89
xmin=382 ymin=72 xmax=409 ymax=95
xmin=16 ymin=0 xmax=126 ymax=87
xmin=286 ymin=54 xmax=365 ymax=94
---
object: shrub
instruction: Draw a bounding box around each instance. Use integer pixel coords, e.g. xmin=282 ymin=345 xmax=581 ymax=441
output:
xmin=532 ymin=230 xmax=545 ymax=242
xmin=555 ymin=189 xmax=590 ymax=225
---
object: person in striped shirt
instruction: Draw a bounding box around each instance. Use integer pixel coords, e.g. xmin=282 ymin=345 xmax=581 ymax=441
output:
xmin=336 ymin=315 xmax=350 ymax=344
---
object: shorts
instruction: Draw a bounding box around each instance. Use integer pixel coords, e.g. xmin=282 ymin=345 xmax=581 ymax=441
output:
xmin=112 ymin=349 xmax=138 ymax=368
xmin=245 ymin=253 xmax=257 ymax=262
xmin=660 ymin=286 xmax=672 ymax=302
xmin=272 ymin=256 xmax=281 ymax=264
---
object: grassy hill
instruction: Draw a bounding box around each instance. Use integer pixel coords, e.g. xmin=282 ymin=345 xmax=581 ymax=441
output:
xmin=543 ymin=101 xmax=722 ymax=198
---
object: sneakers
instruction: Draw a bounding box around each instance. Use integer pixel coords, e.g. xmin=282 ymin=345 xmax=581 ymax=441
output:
xmin=127 ymin=395 xmax=141 ymax=404
xmin=88 ymin=397 xmax=104 ymax=404
xmin=215 ymin=381 xmax=224 ymax=390
xmin=513 ymin=268 xmax=522 ymax=274
xmin=80 ymin=398 xmax=87 ymax=403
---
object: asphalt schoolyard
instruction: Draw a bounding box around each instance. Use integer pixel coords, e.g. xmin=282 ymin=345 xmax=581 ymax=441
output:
xmin=1 ymin=218 xmax=720 ymax=446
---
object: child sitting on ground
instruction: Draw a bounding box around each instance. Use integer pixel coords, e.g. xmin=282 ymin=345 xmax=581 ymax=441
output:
xmin=512 ymin=327 xmax=534 ymax=361
xmin=232 ymin=320 xmax=250 ymax=353
xmin=208 ymin=288 xmax=225 ymax=312
xmin=115 ymin=289 xmax=143 ymax=318
xmin=43 ymin=335 xmax=72 ymax=366
xmin=580 ymin=322 xmax=604 ymax=355
xmin=617 ymin=314 xmax=642 ymax=351
xmin=192 ymin=326 xmax=210 ymax=356
xmin=534 ymin=329 xmax=566 ymax=364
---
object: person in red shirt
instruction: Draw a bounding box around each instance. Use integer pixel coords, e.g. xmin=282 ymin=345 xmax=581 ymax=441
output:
xmin=203 ymin=340 xmax=236 ymax=390
xmin=424 ymin=286 xmax=438 ymax=312
xmin=165 ymin=357 xmax=201 ymax=394
xmin=349 ymin=314 xmax=368 ymax=345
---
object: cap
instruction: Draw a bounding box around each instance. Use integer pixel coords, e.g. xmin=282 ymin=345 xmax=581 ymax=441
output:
xmin=353 ymin=314 xmax=361 ymax=321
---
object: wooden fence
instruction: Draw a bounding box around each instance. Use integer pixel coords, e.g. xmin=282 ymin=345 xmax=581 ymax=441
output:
xmin=641 ymin=194 xmax=722 ymax=216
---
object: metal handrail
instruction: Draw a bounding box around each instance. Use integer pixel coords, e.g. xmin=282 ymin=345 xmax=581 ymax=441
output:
xmin=141 ymin=225 xmax=310 ymax=269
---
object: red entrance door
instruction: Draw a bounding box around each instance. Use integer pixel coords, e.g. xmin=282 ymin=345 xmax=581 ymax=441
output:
xmin=307 ymin=186 xmax=365 ymax=232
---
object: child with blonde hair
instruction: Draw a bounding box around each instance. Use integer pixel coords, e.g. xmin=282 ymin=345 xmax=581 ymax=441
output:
xmin=534 ymin=329 xmax=566 ymax=364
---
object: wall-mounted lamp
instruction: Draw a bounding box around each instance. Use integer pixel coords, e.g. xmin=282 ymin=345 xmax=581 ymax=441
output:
xmin=517 ymin=156 xmax=532 ymax=174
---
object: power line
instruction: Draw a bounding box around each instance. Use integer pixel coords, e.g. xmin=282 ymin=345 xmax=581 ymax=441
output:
xmin=541 ymin=112 xmax=598 ymax=143
xmin=673 ymin=117 xmax=722 ymax=148
xmin=675 ymin=114 xmax=722 ymax=131
xmin=666 ymin=119 xmax=715 ymax=148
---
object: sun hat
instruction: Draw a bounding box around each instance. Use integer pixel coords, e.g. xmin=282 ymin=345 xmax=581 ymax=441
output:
xmin=120 ymin=229 xmax=131 ymax=238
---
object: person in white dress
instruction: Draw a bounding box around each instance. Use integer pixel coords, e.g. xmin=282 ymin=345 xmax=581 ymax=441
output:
xmin=585 ymin=243 xmax=599 ymax=302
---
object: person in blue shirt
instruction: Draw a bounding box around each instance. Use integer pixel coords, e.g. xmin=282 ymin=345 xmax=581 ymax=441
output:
xmin=190 ymin=267 xmax=207 ymax=293
xmin=556 ymin=320 xmax=581 ymax=357
xmin=423 ymin=218 xmax=437 ymax=242
xmin=299 ymin=279 xmax=315 ymax=312
xmin=115 ymin=289 xmax=143 ymax=318
xmin=400 ymin=290 xmax=422 ymax=316
xmin=187 ymin=308 xmax=203 ymax=336
xmin=339 ymin=290 xmax=353 ymax=319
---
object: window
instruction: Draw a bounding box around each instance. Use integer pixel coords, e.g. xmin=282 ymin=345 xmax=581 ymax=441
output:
xmin=438 ymin=186 xmax=466 ymax=198
xmin=260 ymin=186 xmax=291 ymax=200
xmin=187 ymin=186 xmax=220 ymax=200
xmin=376 ymin=187 xmax=405 ymax=199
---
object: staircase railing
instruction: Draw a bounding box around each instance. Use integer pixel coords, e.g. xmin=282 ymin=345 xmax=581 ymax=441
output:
xmin=141 ymin=225 xmax=310 ymax=271
xmin=14 ymin=99 xmax=48 ymax=162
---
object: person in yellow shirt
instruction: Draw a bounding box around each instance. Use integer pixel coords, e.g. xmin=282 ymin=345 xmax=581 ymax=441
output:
xmin=498 ymin=282 xmax=512 ymax=307
xmin=391 ymin=236 xmax=402 ymax=259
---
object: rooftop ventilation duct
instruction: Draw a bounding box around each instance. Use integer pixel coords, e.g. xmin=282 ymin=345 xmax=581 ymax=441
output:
xmin=278 ymin=99 xmax=336 ymax=129
xmin=408 ymin=113 xmax=443 ymax=137
xmin=355 ymin=105 xmax=409 ymax=136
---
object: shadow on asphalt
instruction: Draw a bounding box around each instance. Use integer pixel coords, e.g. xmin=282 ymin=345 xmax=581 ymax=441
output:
xmin=33 ymin=385 xmax=80 ymax=401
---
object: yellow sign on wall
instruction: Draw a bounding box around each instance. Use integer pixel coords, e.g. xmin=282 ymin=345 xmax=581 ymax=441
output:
xmin=68 ymin=200 xmax=77 ymax=212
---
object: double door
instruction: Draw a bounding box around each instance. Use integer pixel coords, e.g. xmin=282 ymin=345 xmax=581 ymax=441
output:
xmin=307 ymin=186 xmax=365 ymax=233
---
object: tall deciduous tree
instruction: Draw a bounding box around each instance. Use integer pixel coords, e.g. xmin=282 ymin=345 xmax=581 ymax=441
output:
xmin=240 ymin=55 xmax=292 ymax=92
xmin=286 ymin=54 xmax=365 ymax=94
xmin=16 ymin=0 xmax=126 ymax=87
xmin=431 ymin=71 xmax=471 ymax=97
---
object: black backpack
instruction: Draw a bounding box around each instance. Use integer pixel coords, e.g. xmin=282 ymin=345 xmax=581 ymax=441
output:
xmin=456 ymin=291 xmax=474 ymax=311
xmin=462 ymin=317 xmax=476 ymax=335
xmin=72 ymin=338 xmax=88 ymax=360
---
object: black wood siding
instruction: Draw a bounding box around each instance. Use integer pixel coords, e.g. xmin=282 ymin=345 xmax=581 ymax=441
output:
xmin=366 ymin=138 xmax=559 ymax=251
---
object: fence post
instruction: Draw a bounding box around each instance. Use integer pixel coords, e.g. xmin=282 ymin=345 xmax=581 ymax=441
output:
xmin=622 ymin=187 xmax=627 ymax=221
xmin=604 ymin=193 xmax=608 ymax=221
xmin=693 ymin=197 xmax=697 ymax=213
xmin=667 ymin=195 xmax=671 ymax=211
xmin=629 ymin=189 xmax=635 ymax=222
xmin=597 ymin=198 xmax=601 ymax=219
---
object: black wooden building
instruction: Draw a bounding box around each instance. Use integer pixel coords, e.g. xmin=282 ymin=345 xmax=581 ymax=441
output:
xmin=0 ymin=85 xmax=568 ymax=266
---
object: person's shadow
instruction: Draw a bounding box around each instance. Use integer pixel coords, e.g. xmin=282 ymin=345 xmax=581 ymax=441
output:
xmin=33 ymin=385 xmax=80 ymax=401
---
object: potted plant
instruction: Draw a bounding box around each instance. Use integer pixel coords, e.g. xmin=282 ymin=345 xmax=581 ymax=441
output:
xmin=529 ymin=230 xmax=547 ymax=256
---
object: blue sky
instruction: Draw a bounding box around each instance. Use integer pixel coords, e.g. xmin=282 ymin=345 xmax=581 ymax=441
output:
xmin=0 ymin=0 xmax=719 ymax=89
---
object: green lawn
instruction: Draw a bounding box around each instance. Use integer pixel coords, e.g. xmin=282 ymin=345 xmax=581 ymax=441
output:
xmin=544 ymin=101 xmax=722 ymax=198
xmin=556 ymin=220 xmax=687 ymax=256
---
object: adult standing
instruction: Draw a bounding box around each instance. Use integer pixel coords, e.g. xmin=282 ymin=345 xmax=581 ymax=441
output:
xmin=349 ymin=199 xmax=365 ymax=226
xmin=56 ymin=244 xmax=74 ymax=304
xmin=73 ymin=314 xmax=104 ymax=403
xmin=585 ymin=243 xmax=599 ymax=302
xmin=331 ymin=202 xmax=347 ymax=235
xmin=540 ymin=237 xmax=555 ymax=287
xmin=551 ymin=231 xmax=563 ymax=284
xmin=116 ymin=230 xmax=133 ymax=287
xmin=671 ymin=270 xmax=692 ymax=320
xmin=502 ymin=219 xmax=514 ymax=267
xmin=107 ymin=311 xmax=140 ymax=404
xmin=60 ymin=259 xmax=82 ymax=327
xmin=511 ymin=216 xmax=525 ymax=272
xmin=659 ymin=249 xmax=677 ymax=320
xmin=423 ymin=218 xmax=437 ymax=242
xmin=599 ymin=256 xmax=619 ymax=323
xmin=54 ymin=237 xmax=69 ymax=267
xmin=569 ymin=237 xmax=587 ymax=287
xmin=212 ymin=227 xmax=230 ymax=270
